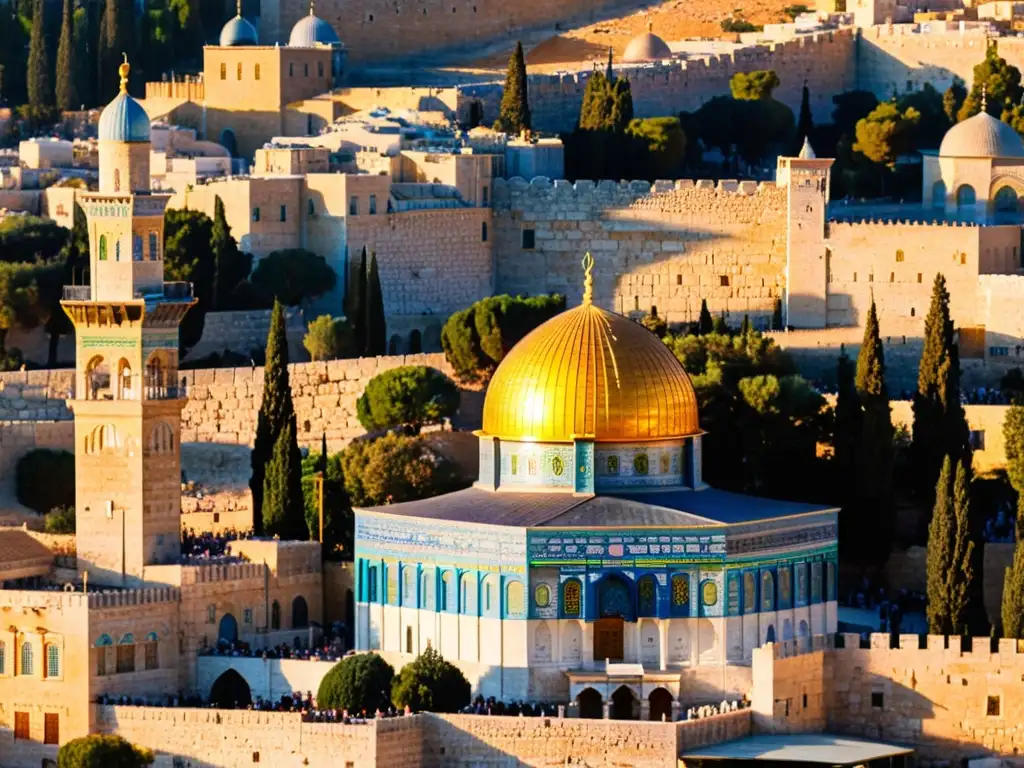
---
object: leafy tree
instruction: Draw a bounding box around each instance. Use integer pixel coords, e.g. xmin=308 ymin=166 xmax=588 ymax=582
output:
xmin=390 ymin=646 xmax=471 ymax=713
xmin=568 ymin=68 xmax=635 ymax=179
xmin=494 ymin=41 xmax=530 ymax=134
xmin=341 ymin=433 xmax=465 ymax=507
xmin=55 ymin=0 xmax=75 ymax=112
xmin=949 ymin=458 xmax=976 ymax=633
xmin=58 ymin=734 xmax=153 ymax=768
xmin=625 ymin=117 xmax=686 ymax=179
xmin=795 ymin=81 xmax=813 ymax=152
xmin=640 ymin=308 xmax=667 ymax=337
xmin=210 ymin=195 xmax=251 ymax=311
xmin=0 ymin=215 xmax=67 ymax=263
xmin=250 ymin=301 xmax=297 ymax=533
xmin=853 ymin=100 xmax=921 ymax=168
xmin=43 ymin=504 xmax=75 ymax=533
xmin=697 ymin=298 xmax=713 ymax=335
xmin=958 ymin=44 xmax=1023 ymax=122
xmin=26 ymin=0 xmax=50 ymax=115
xmin=579 ymin=71 xmax=633 ymax=133
xmin=163 ymin=207 xmax=214 ymax=351
xmin=441 ymin=294 xmax=564 ymax=382
xmin=720 ymin=15 xmax=761 ymax=32
xmin=943 ymin=77 xmax=967 ymax=124
xmin=831 ymin=90 xmax=879 ymax=137
xmin=783 ymin=4 xmax=811 ymax=19
xmin=0 ymin=261 xmax=41 ymax=355
xmin=303 ymin=315 xmax=354 ymax=361
xmin=16 ymin=448 xmax=74 ymax=514
xmin=364 ymin=251 xmax=386 ymax=356
xmin=251 ymin=248 xmax=336 ymax=307
xmin=1002 ymin=542 xmax=1024 ymax=638
xmin=1003 ymin=402 xmax=1024 ymax=538
xmin=912 ymin=274 xmax=970 ymax=505
xmin=730 ymin=70 xmax=780 ymax=101
xmin=301 ymin=449 xmax=352 ymax=558
xmin=0 ymin=3 xmax=29 ymax=108
xmin=317 ymin=653 xmax=394 ymax=713
xmin=356 ymin=365 xmax=460 ymax=432
xmin=898 ymin=83 xmax=948 ymax=150
xmin=926 ymin=456 xmax=975 ymax=634
xmin=262 ymin=420 xmax=306 ymax=540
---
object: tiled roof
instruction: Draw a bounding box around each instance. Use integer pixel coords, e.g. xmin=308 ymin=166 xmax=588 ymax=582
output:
xmin=0 ymin=529 xmax=53 ymax=576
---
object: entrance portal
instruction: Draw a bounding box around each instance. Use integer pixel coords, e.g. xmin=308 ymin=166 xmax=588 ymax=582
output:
xmin=594 ymin=617 xmax=624 ymax=662
xmin=210 ymin=669 xmax=252 ymax=709
xmin=649 ymin=687 xmax=674 ymax=721
xmin=611 ymin=685 xmax=638 ymax=720
xmin=577 ymin=687 xmax=603 ymax=719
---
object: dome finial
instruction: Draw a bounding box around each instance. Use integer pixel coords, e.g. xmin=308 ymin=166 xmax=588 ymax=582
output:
xmin=236 ymin=0 xmax=242 ymax=16
xmin=310 ymin=0 xmax=316 ymax=14
xmin=118 ymin=54 xmax=130 ymax=95
xmin=582 ymin=252 xmax=594 ymax=305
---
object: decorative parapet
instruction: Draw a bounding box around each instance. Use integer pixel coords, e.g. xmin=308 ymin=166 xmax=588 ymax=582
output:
xmin=772 ymin=631 xmax=1024 ymax=663
xmin=87 ymin=586 xmax=180 ymax=609
xmin=493 ymin=176 xmax=779 ymax=207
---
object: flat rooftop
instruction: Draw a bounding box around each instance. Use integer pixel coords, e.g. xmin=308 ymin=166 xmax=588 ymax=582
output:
xmin=681 ymin=734 xmax=914 ymax=765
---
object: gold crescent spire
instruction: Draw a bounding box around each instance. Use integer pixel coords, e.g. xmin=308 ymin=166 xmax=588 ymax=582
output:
xmin=310 ymin=0 xmax=316 ymax=14
xmin=118 ymin=54 xmax=130 ymax=95
xmin=236 ymin=0 xmax=242 ymax=16
xmin=582 ymin=252 xmax=594 ymax=305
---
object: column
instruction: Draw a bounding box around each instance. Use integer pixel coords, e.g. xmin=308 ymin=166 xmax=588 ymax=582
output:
xmin=582 ymin=622 xmax=594 ymax=669
xmin=631 ymin=621 xmax=641 ymax=665
xmin=658 ymin=619 xmax=669 ymax=670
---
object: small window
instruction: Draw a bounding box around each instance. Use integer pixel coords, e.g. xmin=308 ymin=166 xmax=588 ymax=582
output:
xmin=96 ymin=647 xmax=107 ymax=676
xmin=237 ymin=63 xmax=242 ymax=80
xmin=987 ymin=695 xmax=1001 ymax=717
xmin=719 ymin=275 xmax=729 ymax=287
xmin=114 ymin=168 xmax=121 ymax=192
xmin=802 ymin=693 xmax=808 ymax=709
xmin=252 ymin=207 xmax=260 ymax=222
xmin=970 ymin=430 xmax=986 ymax=450
xmin=911 ymin=307 xmax=916 ymax=317
xmin=279 ymin=205 xmax=287 ymax=222
xmin=116 ymin=644 xmax=134 ymax=674
xmin=868 ymin=273 xmax=874 ymax=283
xmin=889 ymin=271 xmax=894 ymax=283
xmin=961 ymin=252 xmax=967 ymax=265
xmin=304 ymin=63 xmax=309 ymax=77
xmin=0 ymin=641 xmax=5 ymax=674
xmin=133 ymin=234 xmax=143 ymax=261
xmin=220 ymin=63 xmax=227 ymax=80
xmin=99 ymin=234 xmax=108 ymax=261
xmin=349 ymin=196 xmax=359 ymax=215
xmin=144 ymin=640 xmax=158 ymax=670
xmin=482 ymin=222 xmax=488 ymax=242
xmin=896 ymin=249 xmax=904 ymax=262
xmin=115 ymin=240 xmax=121 ymax=262
xmin=676 ymin=274 xmax=682 ymax=285
xmin=522 ymin=229 xmax=535 ymax=249
xmin=255 ymin=63 xmax=261 ymax=80
xmin=253 ymin=752 xmax=260 ymax=763
xmin=271 ymin=600 xmax=281 ymax=630
xmin=634 ymin=296 xmax=640 ymax=311
xmin=289 ymin=62 xmax=294 ymax=77
xmin=917 ymin=273 xmax=923 ymax=283
xmin=308 ymin=199 xmax=315 ymax=216
xmin=871 ymin=691 xmax=884 ymax=709
xmin=45 ymin=645 xmax=59 ymax=679
xmin=207 ymin=604 xmax=216 ymax=624
xmin=20 ymin=642 xmax=33 ymax=675
xmin=318 ymin=61 xmax=324 ymax=77
xmin=906 ymin=79 xmax=913 ymax=92
xmin=243 ymin=608 xmax=253 ymax=625
xmin=853 ymin=272 xmax=857 ymax=282
xmin=369 ymin=194 xmax=377 ymax=215
xmin=482 ymin=185 xmax=489 ymax=205
xmin=149 ymin=231 xmax=158 ymax=260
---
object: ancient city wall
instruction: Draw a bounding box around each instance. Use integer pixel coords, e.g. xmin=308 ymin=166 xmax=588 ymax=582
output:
xmin=493 ymin=177 xmax=789 ymax=326
xmin=183 ymin=308 xmax=306 ymax=364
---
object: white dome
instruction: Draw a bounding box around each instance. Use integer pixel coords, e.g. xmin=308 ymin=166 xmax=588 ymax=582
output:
xmin=939 ymin=111 xmax=1024 ymax=159
xmin=623 ymin=30 xmax=672 ymax=63
xmin=289 ymin=13 xmax=340 ymax=47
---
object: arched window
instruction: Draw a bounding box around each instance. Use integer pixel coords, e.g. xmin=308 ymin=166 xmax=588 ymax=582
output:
xmin=145 ymin=353 xmax=167 ymax=399
xmin=403 ymin=566 xmax=416 ymax=606
xmin=386 ymin=564 xmax=399 ymax=605
xmin=99 ymin=234 xmax=108 ymax=261
xmin=367 ymin=566 xmax=378 ymax=603
xmin=956 ymin=184 xmax=977 ymax=209
xmin=144 ymin=632 xmax=158 ymax=670
xmin=420 ymin=570 xmax=434 ymax=610
xmin=45 ymin=644 xmax=60 ymax=678
xmin=271 ymin=600 xmax=281 ymax=629
xmin=115 ymin=239 xmax=121 ymax=261
xmin=743 ymin=572 xmax=756 ymax=613
xmin=761 ymin=571 xmax=776 ymax=612
xmin=670 ymin=573 xmax=690 ymax=616
xmin=150 ymin=422 xmax=174 ymax=454
xmin=237 ymin=62 xmax=242 ymax=80
xmin=117 ymin=634 xmax=135 ymax=673
xmin=637 ymin=575 xmax=657 ymax=617
xmin=0 ymin=640 xmax=5 ymax=674
xmin=995 ymin=185 xmax=1019 ymax=213
xmin=292 ymin=596 xmax=309 ymax=629
xmin=114 ymin=168 xmax=121 ymax=192
xmin=117 ymin=359 xmax=133 ymax=400
xmin=932 ymin=180 xmax=946 ymax=208
xmin=562 ymin=579 xmax=581 ymax=618
xmin=408 ymin=330 xmax=422 ymax=354
xmin=460 ymin=572 xmax=476 ymax=614
xmin=20 ymin=642 xmax=33 ymax=675
xmin=506 ymin=580 xmax=525 ymax=617
xmin=440 ymin=571 xmax=452 ymax=611
xmin=133 ymin=234 xmax=143 ymax=261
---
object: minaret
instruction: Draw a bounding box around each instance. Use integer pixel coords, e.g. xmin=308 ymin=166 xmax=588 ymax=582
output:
xmin=64 ymin=58 xmax=195 ymax=586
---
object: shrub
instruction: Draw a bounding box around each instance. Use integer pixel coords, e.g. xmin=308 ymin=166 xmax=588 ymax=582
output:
xmin=356 ymin=366 xmax=460 ymax=432
xmin=16 ymin=448 xmax=74 ymax=514
xmin=317 ymin=652 xmax=395 ymax=713
xmin=341 ymin=434 xmax=465 ymax=507
xmin=301 ymin=450 xmax=353 ymax=558
xmin=390 ymin=646 xmax=471 ymax=713
xmin=303 ymin=315 xmax=355 ymax=361
xmin=250 ymin=249 xmax=337 ymax=306
xmin=57 ymin=733 xmax=154 ymax=768
xmin=44 ymin=505 xmax=75 ymax=534
xmin=639 ymin=309 xmax=668 ymax=338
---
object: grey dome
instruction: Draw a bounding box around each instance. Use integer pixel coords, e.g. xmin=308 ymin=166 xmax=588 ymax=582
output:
xmin=288 ymin=13 xmax=340 ymax=47
xmin=220 ymin=14 xmax=259 ymax=46
xmin=622 ymin=30 xmax=672 ymax=63
xmin=939 ymin=111 xmax=1024 ymax=158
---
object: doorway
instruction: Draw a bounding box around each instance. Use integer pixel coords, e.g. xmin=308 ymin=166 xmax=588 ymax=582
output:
xmin=577 ymin=687 xmax=603 ymax=719
xmin=611 ymin=685 xmax=638 ymax=720
xmin=649 ymin=687 xmax=674 ymax=721
xmin=594 ymin=617 xmax=624 ymax=662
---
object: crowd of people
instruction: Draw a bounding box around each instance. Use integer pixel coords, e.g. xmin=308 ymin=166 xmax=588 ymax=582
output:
xmin=200 ymin=638 xmax=348 ymax=663
xmin=685 ymin=699 xmax=748 ymax=720
xmin=459 ymin=697 xmax=561 ymax=717
xmin=180 ymin=527 xmax=251 ymax=559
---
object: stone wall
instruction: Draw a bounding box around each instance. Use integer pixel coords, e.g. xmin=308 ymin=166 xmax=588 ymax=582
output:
xmin=183 ymin=308 xmax=306 ymax=364
xmin=493 ymin=177 xmax=789 ymax=326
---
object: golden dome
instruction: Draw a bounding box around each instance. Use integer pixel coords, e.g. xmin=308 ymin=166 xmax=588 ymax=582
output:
xmin=481 ymin=292 xmax=700 ymax=444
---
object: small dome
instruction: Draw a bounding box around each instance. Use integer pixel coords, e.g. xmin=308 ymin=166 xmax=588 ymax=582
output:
xmin=219 ymin=14 xmax=259 ymax=46
xmin=481 ymin=298 xmax=700 ymax=443
xmin=939 ymin=111 xmax=1024 ymax=159
xmin=622 ymin=30 xmax=672 ymax=63
xmin=288 ymin=12 xmax=340 ymax=47
xmin=98 ymin=61 xmax=150 ymax=143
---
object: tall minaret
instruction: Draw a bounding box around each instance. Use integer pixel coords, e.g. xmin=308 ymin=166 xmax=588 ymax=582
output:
xmin=63 ymin=58 xmax=195 ymax=586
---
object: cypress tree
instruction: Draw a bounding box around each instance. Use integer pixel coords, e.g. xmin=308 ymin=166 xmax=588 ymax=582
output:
xmin=55 ymin=0 xmax=75 ymax=112
xmin=605 ymin=47 xmax=613 ymax=82
xmin=739 ymin=314 xmax=751 ymax=337
xmin=772 ymin=297 xmax=784 ymax=330
xmin=795 ymin=80 xmax=813 ymax=154
xmin=320 ymin=431 xmax=328 ymax=474
xmin=364 ymin=251 xmax=387 ymax=356
xmin=99 ymin=0 xmax=132 ymax=100
xmin=855 ymin=300 xmax=894 ymax=556
xmin=1002 ymin=542 xmax=1024 ymax=638
xmin=250 ymin=300 xmax=296 ymax=534
xmin=913 ymin=274 xmax=970 ymax=504
xmin=926 ymin=456 xmax=955 ymax=634
xmin=261 ymin=421 xmax=306 ymax=540
xmin=27 ymin=0 xmax=50 ymax=114
xmin=697 ymin=298 xmax=713 ymax=336
xmin=350 ymin=246 xmax=368 ymax=354
xmin=1004 ymin=403 xmax=1024 ymax=539
xmin=494 ymin=41 xmax=531 ymax=134
xmin=210 ymin=196 xmax=231 ymax=310
xmin=948 ymin=457 xmax=975 ymax=635
xmin=834 ymin=344 xmax=862 ymax=553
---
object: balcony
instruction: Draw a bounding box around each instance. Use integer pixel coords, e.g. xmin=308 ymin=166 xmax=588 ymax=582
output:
xmin=62 ymin=282 xmax=194 ymax=302
xmin=63 ymin=286 xmax=91 ymax=301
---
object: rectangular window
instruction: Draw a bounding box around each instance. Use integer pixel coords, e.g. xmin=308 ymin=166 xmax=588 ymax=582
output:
xmin=252 ymin=207 xmax=260 ymax=222
xmin=133 ymin=234 xmax=143 ymax=261
xmin=255 ymin=63 xmax=261 ymax=80
xmin=149 ymin=232 xmax=158 ymax=260
xmin=220 ymin=63 xmax=226 ymax=80
xmin=481 ymin=222 xmax=488 ymax=242
xmin=289 ymin=63 xmax=294 ymax=77
xmin=896 ymin=249 xmax=904 ymax=262
xmin=719 ymin=275 xmax=729 ymax=287
xmin=349 ymin=196 xmax=359 ymax=215
xmin=279 ymin=205 xmax=287 ymax=222
xmin=144 ymin=642 xmax=158 ymax=670
xmin=207 ymin=604 xmax=216 ymax=623
xmin=46 ymin=646 xmax=59 ymax=678
xmin=482 ymin=185 xmax=489 ymax=205
xmin=96 ymin=648 xmax=106 ymax=676
xmin=970 ymin=430 xmax=986 ymax=450
xmin=522 ymin=229 xmax=535 ymax=249
xmin=237 ymin=63 xmax=242 ymax=80
xmin=116 ymin=645 xmax=135 ymax=674
xmin=990 ymin=346 xmax=1010 ymax=357
xmin=369 ymin=194 xmax=377 ymax=215
xmin=987 ymin=695 xmax=1001 ymax=717
xmin=318 ymin=61 xmax=324 ymax=77
xmin=871 ymin=692 xmax=884 ymax=709
xmin=853 ymin=272 xmax=857 ymax=282
xmin=917 ymin=273 xmax=923 ymax=283
xmin=304 ymin=63 xmax=309 ymax=77
xmin=44 ymin=713 xmax=58 ymax=745
xmin=14 ymin=711 xmax=28 ymax=740
xmin=243 ymin=608 xmax=253 ymax=625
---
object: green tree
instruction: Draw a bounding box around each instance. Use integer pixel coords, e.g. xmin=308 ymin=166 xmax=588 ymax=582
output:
xmin=1003 ymin=402 xmax=1024 ymax=538
xmin=356 ymin=365 xmax=460 ymax=432
xmin=43 ymin=504 xmax=75 ymax=533
xmin=26 ymin=0 xmax=50 ymax=116
xmin=317 ymin=653 xmax=394 ymax=713
xmin=210 ymin=195 xmax=252 ymax=311
xmin=943 ymin=77 xmax=967 ymax=124
xmin=16 ymin=448 xmax=74 ymax=514
xmin=854 ymin=300 xmax=894 ymax=556
xmin=341 ymin=433 xmax=465 ymax=507
xmin=55 ymin=0 xmax=75 ymax=112
xmin=640 ymin=308 xmax=667 ymax=337
xmin=58 ymin=734 xmax=153 ymax=768
xmin=926 ymin=456 xmax=975 ymax=634
xmin=250 ymin=300 xmax=297 ymax=533
xmin=301 ymin=449 xmax=352 ymax=557
xmin=0 ymin=3 xmax=29 ymax=108
xmin=730 ymin=70 xmax=780 ymax=100
xmin=833 ymin=345 xmax=861 ymax=553
xmin=795 ymin=80 xmax=813 ymax=152
xmin=99 ymin=0 xmax=133 ymax=100
xmin=441 ymin=294 xmax=564 ymax=382
xmin=853 ymin=100 xmax=921 ymax=168
xmin=958 ymin=44 xmax=1023 ymax=122
xmin=303 ymin=315 xmax=354 ymax=361
xmin=348 ymin=246 xmax=368 ymax=355
xmin=0 ymin=215 xmax=68 ymax=263
xmin=912 ymin=274 xmax=970 ymax=504
xmin=494 ymin=41 xmax=530 ymax=134
xmin=772 ymin=297 xmax=783 ymax=330
xmin=262 ymin=420 xmax=305 ymax=540
xmin=1001 ymin=542 xmax=1024 ymax=638
xmin=390 ymin=646 xmax=471 ymax=713
xmin=949 ymin=458 xmax=976 ymax=633
xmin=163 ymin=207 xmax=214 ymax=351
xmin=625 ymin=117 xmax=686 ymax=179
xmin=697 ymin=298 xmax=713 ymax=335
xmin=364 ymin=251 xmax=386 ymax=356
xmin=251 ymin=248 xmax=336 ymax=307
